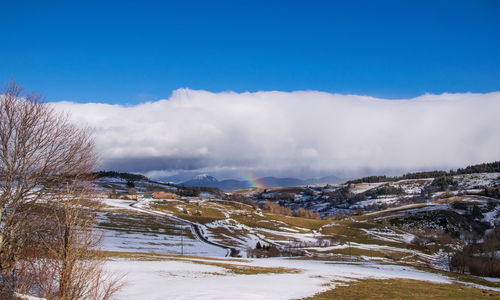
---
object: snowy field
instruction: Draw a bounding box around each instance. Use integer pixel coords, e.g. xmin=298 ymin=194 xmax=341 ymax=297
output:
xmin=96 ymin=194 xmax=500 ymax=299
xmin=106 ymin=256 xmax=497 ymax=300
xmin=98 ymin=199 xmax=228 ymax=257
xmin=101 ymin=228 xmax=227 ymax=256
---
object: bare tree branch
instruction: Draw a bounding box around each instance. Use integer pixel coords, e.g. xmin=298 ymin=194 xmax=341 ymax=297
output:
xmin=0 ymin=79 xmax=123 ymax=299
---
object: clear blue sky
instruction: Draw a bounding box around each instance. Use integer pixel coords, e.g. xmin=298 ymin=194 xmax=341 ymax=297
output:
xmin=1 ymin=0 xmax=499 ymax=104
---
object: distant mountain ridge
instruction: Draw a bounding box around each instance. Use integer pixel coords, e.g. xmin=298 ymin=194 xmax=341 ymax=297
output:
xmin=180 ymin=174 xmax=343 ymax=190
xmin=95 ymin=161 xmax=500 ymax=191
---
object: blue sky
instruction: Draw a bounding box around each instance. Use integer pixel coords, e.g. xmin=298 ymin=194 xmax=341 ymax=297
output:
xmin=1 ymin=0 xmax=499 ymax=104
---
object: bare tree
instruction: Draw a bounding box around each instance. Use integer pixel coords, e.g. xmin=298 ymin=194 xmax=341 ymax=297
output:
xmin=38 ymin=195 xmax=123 ymax=300
xmin=0 ymin=79 xmax=103 ymax=297
xmin=13 ymin=195 xmax=124 ymax=299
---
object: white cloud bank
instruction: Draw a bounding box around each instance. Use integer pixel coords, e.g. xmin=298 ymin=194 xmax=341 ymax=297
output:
xmin=54 ymin=90 xmax=500 ymax=178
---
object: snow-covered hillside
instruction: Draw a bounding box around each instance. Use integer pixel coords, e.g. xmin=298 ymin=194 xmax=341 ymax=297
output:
xmin=251 ymin=172 xmax=500 ymax=217
xmin=90 ymin=168 xmax=500 ymax=299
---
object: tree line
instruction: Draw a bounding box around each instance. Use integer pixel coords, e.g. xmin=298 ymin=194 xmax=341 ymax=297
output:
xmin=345 ymin=161 xmax=500 ymax=184
xmin=262 ymin=201 xmax=321 ymax=219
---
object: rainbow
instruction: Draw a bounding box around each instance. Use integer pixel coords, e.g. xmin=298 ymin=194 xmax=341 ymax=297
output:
xmin=239 ymin=172 xmax=266 ymax=189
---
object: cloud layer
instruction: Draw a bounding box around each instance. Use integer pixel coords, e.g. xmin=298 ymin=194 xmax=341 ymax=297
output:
xmin=54 ymin=90 xmax=500 ymax=178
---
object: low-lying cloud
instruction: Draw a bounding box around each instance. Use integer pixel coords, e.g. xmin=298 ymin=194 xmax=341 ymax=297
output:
xmin=54 ymin=89 xmax=500 ymax=179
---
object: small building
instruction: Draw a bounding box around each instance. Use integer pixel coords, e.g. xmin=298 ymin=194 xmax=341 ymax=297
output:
xmin=119 ymin=194 xmax=138 ymax=200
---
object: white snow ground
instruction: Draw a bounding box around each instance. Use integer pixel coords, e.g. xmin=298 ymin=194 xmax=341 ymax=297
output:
xmin=106 ymin=257 xmax=496 ymax=300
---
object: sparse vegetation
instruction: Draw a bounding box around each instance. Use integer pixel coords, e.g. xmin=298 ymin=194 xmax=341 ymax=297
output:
xmin=305 ymin=278 xmax=500 ymax=299
xmin=450 ymin=227 xmax=500 ymax=277
xmin=262 ymin=201 xmax=321 ymax=219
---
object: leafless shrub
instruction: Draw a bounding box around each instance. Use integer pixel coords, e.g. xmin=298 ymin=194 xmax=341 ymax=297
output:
xmin=0 ymin=80 xmax=123 ymax=298
xmin=450 ymin=227 xmax=500 ymax=277
xmin=294 ymin=207 xmax=321 ymax=219
xmin=263 ymin=201 xmax=293 ymax=216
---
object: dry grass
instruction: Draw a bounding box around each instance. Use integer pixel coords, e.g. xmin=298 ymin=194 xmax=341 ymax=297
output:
xmin=433 ymin=196 xmax=466 ymax=204
xmin=150 ymin=198 xmax=327 ymax=236
xmin=356 ymin=203 xmax=430 ymax=221
xmin=432 ymin=195 xmax=487 ymax=204
xmin=204 ymin=225 xmax=252 ymax=247
xmin=317 ymin=247 xmax=406 ymax=260
xmin=230 ymin=187 xmax=261 ymax=194
xmin=227 ymin=210 xmax=327 ymax=232
xmin=320 ymin=220 xmax=409 ymax=249
xmin=304 ymin=278 xmax=500 ymax=300
xmin=186 ymin=260 xmax=300 ymax=275
xmin=150 ymin=200 xmax=226 ymax=224
xmin=101 ymin=250 xmax=246 ymax=262
xmin=410 ymin=265 xmax=500 ymax=289
xmin=231 ymin=213 xmax=287 ymax=231
xmin=265 ymin=213 xmax=328 ymax=230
